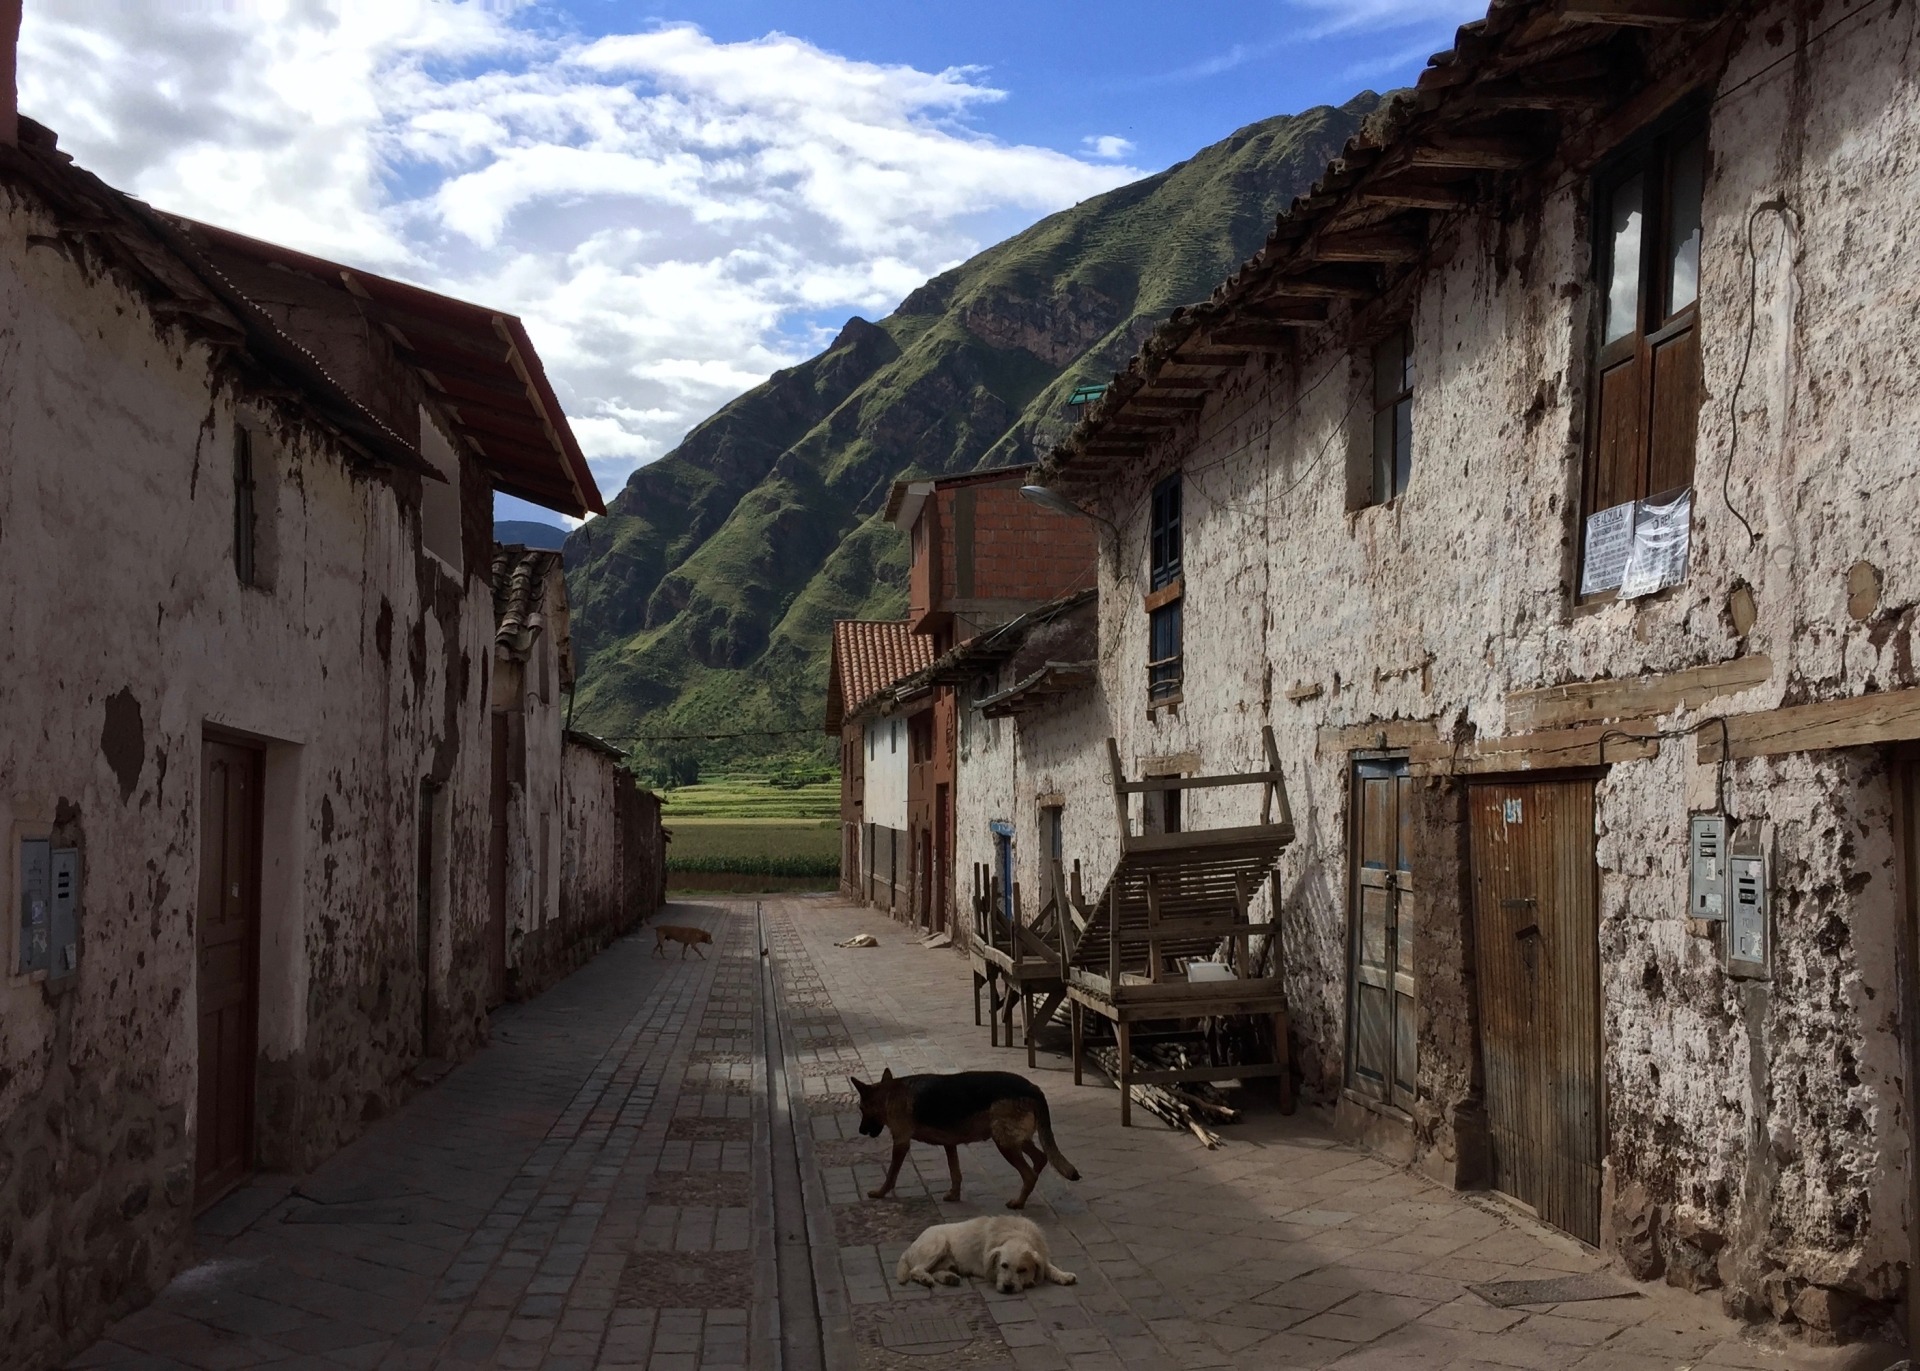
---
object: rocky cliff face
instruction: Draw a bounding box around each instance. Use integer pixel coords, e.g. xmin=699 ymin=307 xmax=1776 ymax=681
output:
xmin=563 ymin=94 xmax=1382 ymax=771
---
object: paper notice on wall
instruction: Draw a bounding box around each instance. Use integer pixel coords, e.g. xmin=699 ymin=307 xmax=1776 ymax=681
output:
xmin=1619 ymin=490 xmax=1692 ymax=600
xmin=1579 ymin=501 xmax=1636 ymax=596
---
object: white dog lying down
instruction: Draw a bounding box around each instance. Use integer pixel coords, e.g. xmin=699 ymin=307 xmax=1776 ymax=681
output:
xmin=896 ymin=1215 xmax=1078 ymax=1293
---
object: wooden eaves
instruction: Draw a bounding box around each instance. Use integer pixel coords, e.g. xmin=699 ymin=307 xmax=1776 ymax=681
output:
xmin=1034 ymin=0 xmax=1736 ymax=500
xmin=0 ymin=118 xmax=439 ymax=482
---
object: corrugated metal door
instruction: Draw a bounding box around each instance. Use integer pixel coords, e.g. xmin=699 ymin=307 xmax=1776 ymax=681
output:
xmin=1349 ymin=760 xmax=1416 ymax=1108
xmin=1468 ymin=777 xmax=1602 ymax=1245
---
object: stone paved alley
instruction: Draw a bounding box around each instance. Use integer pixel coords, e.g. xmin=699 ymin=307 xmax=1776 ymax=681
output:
xmin=71 ymin=898 xmax=1904 ymax=1371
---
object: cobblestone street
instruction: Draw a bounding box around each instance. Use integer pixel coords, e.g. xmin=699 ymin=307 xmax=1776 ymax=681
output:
xmin=72 ymin=898 xmax=1901 ymax=1371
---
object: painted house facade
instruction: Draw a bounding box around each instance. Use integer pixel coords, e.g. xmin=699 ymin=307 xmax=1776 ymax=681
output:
xmin=824 ymin=619 xmax=930 ymax=911
xmin=882 ymin=467 xmax=1098 ymax=931
xmin=0 ymin=55 xmax=653 ymax=1361
xmin=1029 ymin=0 xmax=1920 ymax=1337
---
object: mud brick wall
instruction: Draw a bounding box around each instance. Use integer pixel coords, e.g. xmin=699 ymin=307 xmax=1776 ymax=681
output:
xmin=0 ymin=185 xmax=496 ymax=1367
xmin=1044 ymin=0 xmax=1920 ymax=1335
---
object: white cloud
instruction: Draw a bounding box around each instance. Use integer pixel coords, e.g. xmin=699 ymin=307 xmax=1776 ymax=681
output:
xmin=1082 ymin=134 xmax=1136 ymax=160
xmin=17 ymin=2 xmax=1144 ymax=502
xmin=1288 ymin=0 xmax=1487 ymax=38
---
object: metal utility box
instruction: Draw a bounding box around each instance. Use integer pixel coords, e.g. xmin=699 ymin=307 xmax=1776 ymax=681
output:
xmin=16 ymin=840 xmax=78 ymax=979
xmin=1688 ymin=814 xmax=1727 ymax=921
xmin=1728 ymin=853 xmax=1770 ymax=978
xmin=51 ymin=847 xmax=79 ymax=978
xmin=17 ymin=838 xmax=50 ymax=975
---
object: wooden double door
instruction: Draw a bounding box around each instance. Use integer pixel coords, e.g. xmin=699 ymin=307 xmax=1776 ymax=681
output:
xmin=1349 ymin=760 xmax=1417 ymax=1109
xmin=197 ymin=739 xmax=263 ymax=1209
xmin=1468 ymin=776 xmax=1603 ymax=1245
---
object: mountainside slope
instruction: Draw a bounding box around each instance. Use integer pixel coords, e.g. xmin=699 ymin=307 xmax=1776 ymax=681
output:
xmin=564 ymin=94 xmax=1381 ymax=773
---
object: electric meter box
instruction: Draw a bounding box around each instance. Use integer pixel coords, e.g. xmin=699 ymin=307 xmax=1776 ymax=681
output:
xmin=1728 ymin=853 xmax=1770 ymax=979
xmin=16 ymin=839 xmax=78 ymax=980
xmin=1688 ymin=814 xmax=1728 ymax=921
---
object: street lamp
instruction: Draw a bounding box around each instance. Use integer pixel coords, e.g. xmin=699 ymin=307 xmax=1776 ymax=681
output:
xmin=1020 ymin=484 xmax=1119 ymax=535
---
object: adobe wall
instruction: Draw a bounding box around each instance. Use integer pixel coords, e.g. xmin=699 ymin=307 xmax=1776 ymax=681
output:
xmin=1075 ymin=0 xmax=1920 ymax=1334
xmin=0 ymin=187 xmax=494 ymax=1366
xmin=515 ymin=740 xmax=648 ymax=995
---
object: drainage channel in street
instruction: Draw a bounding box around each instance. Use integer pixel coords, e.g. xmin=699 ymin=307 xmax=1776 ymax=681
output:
xmin=757 ymin=899 xmax=858 ymax=1371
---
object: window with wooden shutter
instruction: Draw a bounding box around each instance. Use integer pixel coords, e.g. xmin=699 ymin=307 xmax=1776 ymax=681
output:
xmin=1582 ymin=119 xmax=1706 ymax=589
xmin=1146 ymin=474 xmax=1182 ymax=701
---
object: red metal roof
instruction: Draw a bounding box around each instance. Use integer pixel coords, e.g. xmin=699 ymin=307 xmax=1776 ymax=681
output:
xmin=181 ymin=220 xmax=604 ymax=517
xmin=823 ymin=620 xmax=934 ymax=733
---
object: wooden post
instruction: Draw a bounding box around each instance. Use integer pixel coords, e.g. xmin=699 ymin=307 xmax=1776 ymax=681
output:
xmin=973 ymin=970 xmax=983 ymax=1026
xmin=1272 ymin=1008 xmax=1295 ymax=1115
xmin=1024 ymin=982 xmax=1036 ymax=1069
xmin=1107 ymin=737 xmax=1132 ymax=849
xmin=988 ymin=966 xmax=999 ymax=1047
xmin=1117 ymin=1019 xmax=1133 ymax=1127
xmin=1071 ymin=1000 xmax=1084 ymax=1086
xmin=1145 ymin=872 xmax=1163 ymax=983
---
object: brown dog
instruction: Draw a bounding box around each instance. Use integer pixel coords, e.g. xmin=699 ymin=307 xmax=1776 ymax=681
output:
xmin=651 ymin=925 xmax=712 ymax=959
xmin=851 ymin=1068 xmax=1080 ymax=1209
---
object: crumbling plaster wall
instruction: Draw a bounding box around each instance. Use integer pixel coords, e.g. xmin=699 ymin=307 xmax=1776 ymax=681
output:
xmin=0 ymin=189 xmax=494 ymax=1367
xmin=501 ymin=576 xmax=567 ymax=995
xmin=516 ymin=739 xmax=637 ymax=997
xmin=1075 ymin=0 xmax=1920 ymax=1330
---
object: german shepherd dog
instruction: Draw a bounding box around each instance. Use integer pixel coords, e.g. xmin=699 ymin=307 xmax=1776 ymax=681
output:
xmin=850 ymin=1068 xmax=1080 ymax=1209
xmin=651 ymin=925 xmax=712 ymax=959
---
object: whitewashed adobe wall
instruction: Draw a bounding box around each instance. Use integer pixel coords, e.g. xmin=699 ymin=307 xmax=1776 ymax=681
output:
xmin=0 ymin=186 xmax=494 ymax=1365
xmin=1076 ymin=0 xmax=1920 ymax=1329
xmin=863 ymin=716 xmax=909 ymax=831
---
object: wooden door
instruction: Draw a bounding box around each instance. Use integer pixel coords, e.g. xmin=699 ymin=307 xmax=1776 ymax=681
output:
xmin=1348 ymin=760 xmax=1417 ymax=1108
xmin=486 ymin=715 xmax=509 ymax=1008
xmin=1897 ymin=762 xmax=1920 ymax=1351
xmin=1468 ymin=777 xmax=1602 ymax=1245
xmin=197 ymin=739 xmax=263 ymax=1209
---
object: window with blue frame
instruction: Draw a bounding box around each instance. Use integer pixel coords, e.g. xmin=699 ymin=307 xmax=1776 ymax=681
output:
xmin=1147 ymin=474 xmax=1183 ymax=701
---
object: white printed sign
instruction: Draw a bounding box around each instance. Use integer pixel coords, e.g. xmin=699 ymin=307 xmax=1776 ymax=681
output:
xmin=1580 ymin=501 xmax=1636 ymax=596
xmin=1619 ymin=490 xmax=1692 ymax=600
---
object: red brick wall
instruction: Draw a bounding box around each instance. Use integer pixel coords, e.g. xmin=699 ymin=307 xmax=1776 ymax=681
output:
xmin=918 ymin=481 xmax=1096 ymax=613
xmin=965 ymin=486 xmax=1097 ymax=601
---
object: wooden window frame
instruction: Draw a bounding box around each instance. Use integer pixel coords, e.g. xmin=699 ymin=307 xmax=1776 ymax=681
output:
xmin=1368 ymin=328 xmax=1414 ymax=507
xmin=1147 ymin=474 xmax=1183 ymax=702
xmin=1578 ymin=107 xmax=1709 ymax=595
xmin=233 ymin=426 xmax=257 ymax=587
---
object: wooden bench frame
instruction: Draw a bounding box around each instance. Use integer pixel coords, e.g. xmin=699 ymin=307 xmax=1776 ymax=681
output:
xmin=1062 ymin=726 xmax=1298 ymax=1124
xmin=967 ymin=864 xmax=1068 ymax=1068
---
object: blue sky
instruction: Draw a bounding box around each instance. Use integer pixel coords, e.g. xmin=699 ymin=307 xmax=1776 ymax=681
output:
xmin=19 ymin=0 xmax=1483 ymax=528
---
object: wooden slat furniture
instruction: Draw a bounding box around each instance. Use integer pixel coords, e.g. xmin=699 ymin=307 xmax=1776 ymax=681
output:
xmin=968 ymin=865 xmax=1069 ymax=1067
xmin=1064 ymin=726 xmax=1297 ymax=1124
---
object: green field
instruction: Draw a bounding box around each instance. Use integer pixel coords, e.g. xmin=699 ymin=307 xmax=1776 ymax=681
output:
xmin=659 ymin=777 xmax=839 ymax=820
xmin=665 ymin=818 xmax=839 ymax=887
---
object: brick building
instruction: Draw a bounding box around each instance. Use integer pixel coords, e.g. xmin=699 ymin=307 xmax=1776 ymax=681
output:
xmin=824 ymin=619 xmax=931 ymax=910
xmin=876 ymin=467 xmax=1098 ymax=932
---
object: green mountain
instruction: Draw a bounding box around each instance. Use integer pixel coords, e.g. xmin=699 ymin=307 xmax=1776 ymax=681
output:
xmin=563 ymin=94 xmax=1382 ymax=778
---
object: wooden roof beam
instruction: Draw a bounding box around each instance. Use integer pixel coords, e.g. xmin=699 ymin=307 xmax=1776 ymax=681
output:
xmin=1307 ymin=228 xmax=1425 ymax=265
xmin=1207 ymin=323 xmax=1300 ymax=348
xmin=1557 ymin=0 xmax=1710 ymax=25
xmin=1356 ymin=180 xmax=1479 ymax=211
xmin=1242 ymin=297 xmax=1330 ymax=323
xmin=1405 ymin=135 xmax=1541 ymax=170
xmin=1470 ymin=77 xmax=1616 ymax=110
xmin=1163 ymin=348 xmax=1253 ymax=368
xmin=1127 ymin=394 xmax=1206 ymax=411
xmin=1254 ymin=266 xmax=1378 ymax=300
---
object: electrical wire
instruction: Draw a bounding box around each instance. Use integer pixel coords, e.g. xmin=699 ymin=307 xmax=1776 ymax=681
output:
xmin=1721 ymin=198 xmax=1798 ymax=545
